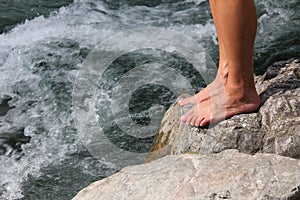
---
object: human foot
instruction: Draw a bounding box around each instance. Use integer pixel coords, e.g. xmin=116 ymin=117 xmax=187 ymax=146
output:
xmin=178 ymin=71 xmax=226 ymax=106
xmin=180 ymin=85 xmax=260 ymax=127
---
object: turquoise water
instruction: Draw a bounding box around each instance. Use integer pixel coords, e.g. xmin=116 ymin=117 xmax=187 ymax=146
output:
xmin=0 ymin=0 xmax=299 ymax=199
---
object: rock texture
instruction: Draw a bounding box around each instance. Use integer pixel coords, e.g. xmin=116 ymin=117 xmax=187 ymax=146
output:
xmin=73 ymin=59 xmax=300 ymax=200
xmin=146 ymin=59 xmax=300 ymax=162
xmin=73 ymin=150 xmax=300 ymax=200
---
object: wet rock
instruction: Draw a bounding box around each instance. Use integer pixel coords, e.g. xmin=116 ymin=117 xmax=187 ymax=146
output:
xmin=0 ymin=96 xmax=15 ymax=116
xmin=146 ymin=59 xmax=300 ymax=162
xmin=73 ymin=150 xmax=300 ymax=200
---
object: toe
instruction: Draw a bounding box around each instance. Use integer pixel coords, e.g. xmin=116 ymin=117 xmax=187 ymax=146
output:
xmin=199 ymin=117 xmax=210 ymax=127
xmin=195 ymin=116 xmax=204 ymax=126
xmin=185 ymin=111 xmax=195 ymax=125
xmin=181 ymin=108 xmax=193 ymax=122
xmin=190 ymin=115 xmax=198 ymax=126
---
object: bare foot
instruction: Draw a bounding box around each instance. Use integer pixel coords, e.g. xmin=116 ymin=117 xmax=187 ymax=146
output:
xmin=178 ymin=72 xmax=225 ymax=106
xmin=180 ymin=85 xmax=260 ymax=127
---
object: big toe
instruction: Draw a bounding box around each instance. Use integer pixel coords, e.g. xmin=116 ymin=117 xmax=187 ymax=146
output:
xmin=199 ymin=118 xmax=210 ymax=127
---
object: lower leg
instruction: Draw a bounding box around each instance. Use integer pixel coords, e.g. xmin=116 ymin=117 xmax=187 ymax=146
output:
xmin=212 ymin=0 xmax=257 ymax=88
xmin=211 ymin=0 xmax=260 ymax=108
xmin=178 ymin=1 xmax=228 ymax=106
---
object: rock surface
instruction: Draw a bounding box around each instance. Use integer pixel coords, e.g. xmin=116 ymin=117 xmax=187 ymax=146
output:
xmin=73 ymin=59 xmax=300 ymax=200
xmin=73 ymin=150 xmax=300 ymax=200
xmin=146 ymin=59 xmax=300 ymax=162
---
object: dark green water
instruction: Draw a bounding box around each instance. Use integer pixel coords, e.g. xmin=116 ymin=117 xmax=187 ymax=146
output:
xmin=0 ymin=0 xmax=73 ymax=33
xmin=0 ymin=0 xmax=299 ymax=199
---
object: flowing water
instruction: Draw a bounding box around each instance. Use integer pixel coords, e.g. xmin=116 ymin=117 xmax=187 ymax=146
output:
xmin=0 ymin=0 xmax=299 ymax=199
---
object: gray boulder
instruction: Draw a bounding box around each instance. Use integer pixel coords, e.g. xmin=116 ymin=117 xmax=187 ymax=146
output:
xmin=73 ymin=150 xmax=300 ymax=200
xmin=146 ymin=59 xmax=300 ymax=162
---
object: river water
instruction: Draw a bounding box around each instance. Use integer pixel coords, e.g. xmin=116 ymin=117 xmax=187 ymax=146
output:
xmin=0 ymin=0 xmax=299 ymax=199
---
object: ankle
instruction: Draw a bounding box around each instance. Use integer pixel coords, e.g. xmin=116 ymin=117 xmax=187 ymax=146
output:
xmin=226 ymin=69 xmax=256 ymax=89
xmin=225 ymin=84 xmax=259 ymax=102
xmin=218 ymin=61 xmax=229 ymax=78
